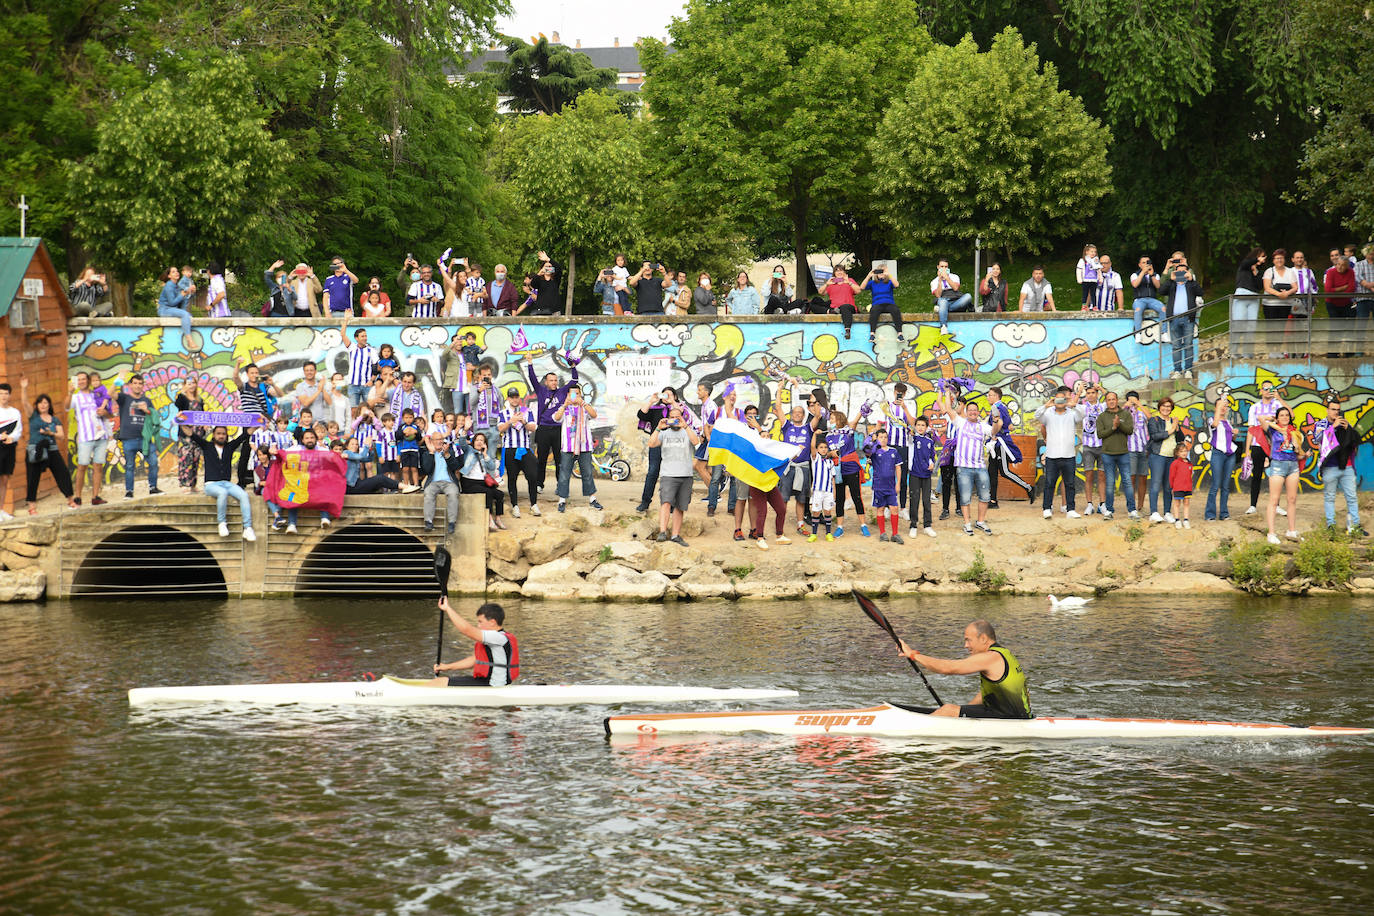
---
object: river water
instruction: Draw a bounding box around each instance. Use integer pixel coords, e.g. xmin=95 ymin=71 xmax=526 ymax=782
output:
xmin=2 ymin=594 xmax=1372 ymax=915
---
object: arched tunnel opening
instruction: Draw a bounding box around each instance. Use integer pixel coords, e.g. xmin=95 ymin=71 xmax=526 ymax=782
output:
xmin=71 ymin=525 xmax=228 ymax=599
xmin=295 ymin=523 xmax=438 ymax=598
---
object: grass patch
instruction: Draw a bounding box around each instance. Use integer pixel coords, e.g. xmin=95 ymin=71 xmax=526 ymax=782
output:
xmin=1294 ymin=530 xmax=1355 ymax=588
xmin=724 ymin=564 xmax=754 ymax=580
xmin=1208 ymin=540 xmax=1234 ymax=560
xmin=1051 ymin=545 xmax=1069 ymax=557
xmin=957 ymin=549 xmax=1009 ymax=594
xmin=1124 ymin=523 xmax=1144 ymax=543
xmin=1100 ymin=568 xmax=1123 ymax=580
xmin=1229 ymin=540 xmax=1287 ymax=595
xmin=597 ymin=545 xmax=613 ymax=564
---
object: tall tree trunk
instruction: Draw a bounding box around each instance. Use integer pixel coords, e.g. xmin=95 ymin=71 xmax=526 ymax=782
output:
xmin=791 ymin=191 xmax=812 ymax=298
xmin=1186 ymin=221 xmax=1207 ymax=284
xmin=564 ymin=246 xmax=576 ymax=316
xmin=110 ymin=280 xmax=132 ymax=317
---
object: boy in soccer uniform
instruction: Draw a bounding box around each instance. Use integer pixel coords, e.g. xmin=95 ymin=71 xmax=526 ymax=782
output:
xmin=867 ymin=428 xmax=904 ymax=543
xmin=906 ymin=415 xmax=938 ymax=538
xmin=397 ymin=408 xmax=423 ymax=487
xmin=808 ymin=440 xmax=837 ymax=542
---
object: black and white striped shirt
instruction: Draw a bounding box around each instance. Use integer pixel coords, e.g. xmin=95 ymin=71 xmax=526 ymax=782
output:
xmin=500 ymin=404 xmax=535 ymax=449
xmin=345 ymin=341 xmax=376 ymax=387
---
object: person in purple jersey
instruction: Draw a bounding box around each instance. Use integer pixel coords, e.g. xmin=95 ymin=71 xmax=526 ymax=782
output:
xmin=866 ymin=428 xmax=904 ymax=543
xmin=940 ymin=387 xmax=1001 ymax=535
xmin=825 ymin=407 xmax=866 ymax=538
xmin=905 ymin=414 xmax=937 ymax=539
xmin=523 ymin=353 xmax=580 ymax=494
xmin=983 ymin=386 xmax=1020 ymax=509
xmin=773 ymin=388 xmax=819 ymax=536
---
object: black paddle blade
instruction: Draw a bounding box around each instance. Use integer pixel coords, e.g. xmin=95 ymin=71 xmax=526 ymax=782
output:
xmin=433 ymin=546 xmax=452 ymax=595
xmin=852 ymin=589 xmax=897 ymax=641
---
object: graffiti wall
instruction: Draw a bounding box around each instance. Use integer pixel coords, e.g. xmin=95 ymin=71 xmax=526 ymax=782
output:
xmin=64 ymin=318 xmax=1373 ymax=491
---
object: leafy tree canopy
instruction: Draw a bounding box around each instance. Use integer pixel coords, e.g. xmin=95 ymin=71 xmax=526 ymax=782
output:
xmin=484 ymin=36 xmax=620 ymax=115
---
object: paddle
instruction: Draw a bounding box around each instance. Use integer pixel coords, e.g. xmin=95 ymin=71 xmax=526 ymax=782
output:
xmin=851 ymin=589 xmax=944 ymax=707
xmin=433 ymin=546 xmax=453 ymax=669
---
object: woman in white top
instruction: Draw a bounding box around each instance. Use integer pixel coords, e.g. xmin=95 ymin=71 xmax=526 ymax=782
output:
xmin=1261 ymin=248 xmax=1296 ymax=322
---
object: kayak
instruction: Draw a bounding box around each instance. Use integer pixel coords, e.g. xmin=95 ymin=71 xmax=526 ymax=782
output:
xmin=605 ymin=702 xmax=1373 ymax=740
xmin=128 ymin=677 xmax=799 ymax=708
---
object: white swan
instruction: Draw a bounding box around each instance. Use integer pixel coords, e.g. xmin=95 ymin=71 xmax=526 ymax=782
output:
xmin=1048 ymin=594 xmax=1093 ymax=609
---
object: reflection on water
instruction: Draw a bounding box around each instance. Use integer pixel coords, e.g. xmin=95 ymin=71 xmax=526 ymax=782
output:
xmin=2 ymin=594 xmax=1372 ymax=914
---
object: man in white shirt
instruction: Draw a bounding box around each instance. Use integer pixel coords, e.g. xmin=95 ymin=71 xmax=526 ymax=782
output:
xmin=1033 ymin=386 xmax=1084 ymax=518
xmin=407 ymin=265 xmax=444 ymax=318
xmin=1091 ymin=255 xmax=1124 ymax=310
xmin=1018 ymin=266 xmax=1055 ymax=311
xmin=0 ymin=382 xmax=22 ymax=520
xmin=930 ymin=258 xmax=973 ymax=333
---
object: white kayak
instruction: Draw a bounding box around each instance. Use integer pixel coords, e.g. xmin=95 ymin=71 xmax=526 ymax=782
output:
xmin=128 ymin=677 xmax=798 ymax=708
xmin=605 ymin=702 xmax=1373 ymax=740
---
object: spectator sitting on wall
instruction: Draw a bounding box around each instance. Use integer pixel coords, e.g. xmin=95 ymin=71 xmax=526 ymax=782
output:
xmin=269 ymin=428 xmax=331 ymax=533
xmin=190 ymin=425 xmax=255 ymax=541
xmin=813 ymin=267 xmax=861 ymax=338
xmin=340 ymin=435 xmax=410 ymax=495
xmin=156 ymin=266 xmax=196 ymax=344
xmin=455 ymin=430 xmax=506 ymax=531
xmin=929 ymin=258 xmax=972 ymax=334
xmin=725 ymin=271 xmax=760 ymax=316
xmin=762 ymin=265 xmax=798 ymax=314
xmin=68 ymin=267 xmax=111 ymax=318
xmin=978 ymin=263 xmax=1007 ymax=314
xmin=860 ymin=263 xmax=902 ymax=342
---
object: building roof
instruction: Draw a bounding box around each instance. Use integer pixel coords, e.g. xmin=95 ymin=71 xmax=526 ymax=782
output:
xmin=463 ymin=44 xmax=659 ymax=76
xmin=0 ymin=237 xmax=41 ymax=318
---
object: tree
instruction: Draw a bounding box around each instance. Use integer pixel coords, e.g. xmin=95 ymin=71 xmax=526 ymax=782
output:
xmin=67 ymin=56 xmax=288 ymax=287
xmin=493 ymin=91 xmax=647 ymax=313
xmin=640 ymin=0 xmax=933 ymax=293
xmin=484 ymin=37 xmax=619 ymax=115
xmin=871 ymin=30 xmax=1112 ymax=255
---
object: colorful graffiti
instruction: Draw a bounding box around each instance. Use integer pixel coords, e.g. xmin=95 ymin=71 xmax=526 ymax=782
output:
xmin=65 ymin=318 xmax=1373 ymax=491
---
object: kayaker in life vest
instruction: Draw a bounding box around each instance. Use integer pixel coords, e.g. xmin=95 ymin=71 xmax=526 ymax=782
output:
xmin=426 ymin=598 xmax=519 ymax=687
xmin=897 ymin=619 xmax=1030 ymax=718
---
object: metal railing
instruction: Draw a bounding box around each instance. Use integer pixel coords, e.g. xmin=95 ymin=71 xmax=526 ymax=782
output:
xmin=1198 ymin=292 xmax=1373 ymax=371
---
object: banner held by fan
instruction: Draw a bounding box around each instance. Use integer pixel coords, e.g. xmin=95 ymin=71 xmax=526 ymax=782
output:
xmin=264 ymin=448 xmax=347 ymax=518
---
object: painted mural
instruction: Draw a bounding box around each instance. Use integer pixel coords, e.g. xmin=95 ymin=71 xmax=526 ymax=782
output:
xmin=64 ymin=318 xmax=1373 ymax=491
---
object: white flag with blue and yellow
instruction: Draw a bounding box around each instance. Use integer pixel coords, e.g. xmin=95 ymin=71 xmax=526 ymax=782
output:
xmin=707 ymin=417 xmax=802 ymax=492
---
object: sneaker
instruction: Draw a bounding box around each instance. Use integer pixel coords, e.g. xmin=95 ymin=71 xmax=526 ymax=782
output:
xmin=218 ymin=521 xmax=229 ymax=537
xmin=1350 ymin=526 xmax=1367 ymax=538
xmin=1164 ymin=513 xmax=1176 ymax=524
xmin=243 ymin=527 xmax=256 ymax=542
xmin=879 ymin=533 xmax=890 ymax=543
xmin=271 ymin=516 xmax=285 ymax=531
xmin=531 ymin=504 xmax=542 ymax=517
xmin=589 ymin=499 xmax=604 ymax=510
xmin=125 ymin=490 xmax=134 ymax=499
xmin=844 ymin=328 xmax=851 ymax=339
xmin=869 ymin=333 xmax=876 ymax=344
xmin=1245 ymin=506 xmax=1257 ymax=515
xmin=1175 ymin=520 xmax=1183 ymax=529
xmin=321 ymin=517 xmax=331 ymax=527
xmin=1183 ymin=520 xmax=1191 ymax=529
xmin=988 ymin=501 xmax=1000 ymax=510
xmin=1266 ymin=532 xmax=1281 ymax=545
xmin=287 ymin=524 xmax=298 ymax=534
xmin=909 ymin=527 xmax=919 ymax=539
xmin=860 ymin=524 xmax=871 ymax=537
xmin=1285 ymin=530 xmax=1300 ymax=541
xmin=511 ymin=505 xmax=521 ymax=518
xmin=900 ymin=508 xmax=909 ymax=520
xmin=73 ymin=498 xmax=82 ymax=506
xmin=447 ymin=522 xmax=456 ymax=535
xmin=558 ymin=500 xmax=567 ymax=513
xmin=1149 ymin=512 xmax=1163 ymax=523
xmin=1043 ymin=509 xmax=1053 ymax=519
xmin=423 ymin=521 xmax=434 ymax=531
xmin=1276 ymin=506 xmax=1287 ymax=517
xmin=940 ymin=323 xmax=949 ymax=335
xmin=834 ymin=526 xmax=845 ymax=538
xmin=757 ymin=537 xmax=769 ymax=550
xmin=975 ymin=521 xmax=992 ymax=535
xmin=925 ymin=527 xmax=937 ymax=538
xmin=1084 ymin=503 xmax=1096 ymax=516
xmin=707 ymin=508 xmax=716 ymax=517
xmin=635 ymin=503 xmax=650 ymax=513
xmin=91 ymin=497 xmax=106 ymax=506
xmin=891 ymin=534 xmax=904 ymax=545
xmin=1066 ymin=510 xmax=1082 ymax=519
xmin=1129 ymin=510 xmax=1141 ymax=520
xmin=938 ymin=510 xmax=950 ymax=521
xmin=399 ymin=484 xmax=420 ymax=494
xmin=734 ymin=529 xmax=745 ymax=541
xmin=671 ymin=535 xmax=688 ymax=546
xmin=148 ymin=488 xmax=163 ymax=495
xmin=963 ymin=524 xmax=974 ymax=536
xmin=657 ymin=531 xmax=670 ymax=542
xmin=807 ymin=534 xmax=818 ymax=542
xmin=1101 ymin=510 xmax=1114 ymax=520
xmin=825 ymin=533 xmax=835 ymax=542
xmin=776 ymin=534 xmax=792 ymax=545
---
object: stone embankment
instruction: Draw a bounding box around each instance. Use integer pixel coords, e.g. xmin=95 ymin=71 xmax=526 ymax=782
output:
xmin=0 ymin=520 xmax=54 ymax=601
xmin=484 ymin=481 xmax=1374 ymax=602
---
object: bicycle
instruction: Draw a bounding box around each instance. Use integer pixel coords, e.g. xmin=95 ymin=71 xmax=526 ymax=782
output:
xmin=571 ymin=439 xmax=632 ymax=482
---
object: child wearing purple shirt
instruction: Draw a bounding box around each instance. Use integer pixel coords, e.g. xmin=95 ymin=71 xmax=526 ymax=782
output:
xmin=866 ymin=428 xmax=904 ymax=543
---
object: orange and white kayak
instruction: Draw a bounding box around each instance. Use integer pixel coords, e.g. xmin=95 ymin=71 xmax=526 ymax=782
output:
xmin=605 ymin=702 xmax=1373 ymax=740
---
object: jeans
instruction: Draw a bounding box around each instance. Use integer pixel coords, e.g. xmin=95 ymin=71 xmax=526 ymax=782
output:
xmin=1041 ymin=456 xmax=1077 ymax=511
xmin=1231 ymin=290 xmax=1260 ymax=356
xmin=708 ymin=464 xmax=726 ymax=510
xmin=157 ymin=304 xmax=193 ymax=338
xmin=1100 ymin=452 xmax=1135 ymax=513
xmin=120 ymin=438 xmax=157 ymax=492
xmin=204 ymin=479 xmax=251 ymax=527
xmin=1204 ymin=448 xmax=1237 ymax=520
xmin=287 ymin=507 xmax=331 ymax=526
xmin=557 ymin=451 xmax=596 ymax=499
xmin=935 ymin=294 xmax=973 ymax=325
xmin=347 ymin=384 xmax=369 ymax=408
xmin=639 ymin=445 xmax=661 ymax=507
xmin=424 ymin=479 xmax=459 ymax=524
xmin=1322 ymin=465 xmax=1360 ymax=527
xmin=1356 ymin=299 xmax=1374 ymax=319
xmin=869 ymin=302 xmax=902 ymax=335
xmin=956 ymin=466 xmax=991 ymax=506
xmin=1133 ymin=297 xmax=1163 ymax=333
xmin=1148 ymin=451 xmax=1173 ymax=515
xmin=1170 ymin=316 xmax=1195 ymax=373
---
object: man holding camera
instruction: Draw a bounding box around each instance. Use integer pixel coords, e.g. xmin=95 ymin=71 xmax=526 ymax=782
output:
xmin=1129 ymin=257 xmax=1163 ymax=332
xmin=930 ymin=258 xmax=972 ymax=334
xmin=647 ymin=406 xmax=702 ymax=545
xmin=321 ymin=256 xmax=358 ymax=316
xmin=68 ymin=268 xmax=110 ymax=318
xmin=1159 ymin=251 xmax=1202 ymax=378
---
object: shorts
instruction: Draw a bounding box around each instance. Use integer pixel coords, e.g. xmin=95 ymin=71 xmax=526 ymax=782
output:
xmin=959 ymin=703 xmax=1031 ymax=719
xmin=1267 ymin=459 xmax=1299 ymax=479
xmin=694 ymin=439 xmax=709 ymax=461
xmin=810 ymin=490 xmax=835 ymax=514
xmin=1081 ymin=445 xmax=1103 ymax=472
xmin=399 ymin=450 xmax=421 ymax=469
xmin=379 ymin=459 xmax=400 ymax=475
xmin=956 ymin=466 xmax=991 ymax=505
xmin=872 ymin=488 xmax=898 ymax=509
xmin=447 ymin=675 xmax=490 ymax=686
xmin=1172 ymin=490 xmax=1192 ymax=499
xmin=659 ymin=475 xmax=694 ymax=512
xmin=0 ymin=442 xmax=14 ymax=476
xmin=77 ymin=437 xmax=110 ymax=466
xmin=1128 ymin=451 xmax=1148 ymax=476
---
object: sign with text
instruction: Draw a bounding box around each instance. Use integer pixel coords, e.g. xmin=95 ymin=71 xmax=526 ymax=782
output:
xmin=605 ymin=354 xmax=673 ymax=401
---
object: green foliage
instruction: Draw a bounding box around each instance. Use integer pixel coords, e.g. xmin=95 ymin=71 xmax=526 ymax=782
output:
xmin=1124 ymin=523 xmax=1145 ymax=543
xmin=724 ymin=564 xmax=754 ymax=580
xmin=68 ymin=57 xmax=288 ymax=282
xmin=872 ymin=30 xmax=1111 ymax=254
xmin=597 ymin=545 xmax=614 ymax=564
xmin=957 ymin=549 xmax=1008 ymax=593
xmin=1229 ymin=541 xmax=1287 ymax=595
xmin=1293 ymin=531 xmax=1355 ymax=589
xmin=484 ymin=37 xmax=618 ymax=115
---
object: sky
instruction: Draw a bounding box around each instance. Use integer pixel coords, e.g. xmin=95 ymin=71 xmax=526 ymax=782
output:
xmin=496 ymin=0 xmax=686 ymax=47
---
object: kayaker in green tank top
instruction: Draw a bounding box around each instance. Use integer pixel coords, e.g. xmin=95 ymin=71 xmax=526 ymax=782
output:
xmin=898 ymin=619 xmax=1031 ymax=718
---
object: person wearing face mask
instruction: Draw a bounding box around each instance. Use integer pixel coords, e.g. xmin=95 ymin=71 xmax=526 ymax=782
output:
xmin=264 ymin=260 xmax=299 ymax=317
xmin=488 ymin=264 xmax=519 ymax=315
xmin=692 ymin=272 xmax=718 ymax=316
